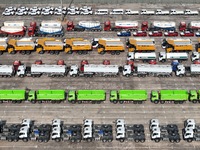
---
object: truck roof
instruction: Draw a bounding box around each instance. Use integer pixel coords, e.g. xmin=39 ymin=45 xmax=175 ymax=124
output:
xmin=16 ymin=41 xmax=35 ymax=46
xmin=160 ymin=90 xmax=188 ymax=95
xmin=4 ymin=21 xmax=24 ymax=27
xmin=72 ymin=41 xmax=91 ymax=46
xmin=153 ymin=21 xmax=176 ymax=28
xmin=41 ymin=20 xmax=62 ymax=27
xmin=105 ymin=41 xmax=124 ymax=46
xmin=190 ymin=21 xmax=200 ymax=27
xmin=167 ymin=38 xmax=192 ymax=45
xmin=115 ymin=20 xmax=138 ymax=27
xmin=191 ymin=64 xmax=200 ymax=72
xmin=77 ymin=90 xmax=105 ymax=95
xmin=44 ymin=41 xmax=63 ymax=46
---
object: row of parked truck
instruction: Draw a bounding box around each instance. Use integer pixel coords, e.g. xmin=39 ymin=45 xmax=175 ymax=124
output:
xmin=2 ymin=59 xmax=200 ymax=78
xmin=0 ymin=88 xmax=200 ymax=104
xmin=1 ymin=118 xmax=200 ymax=143
xmin=0 ymin=37 xmax=199 ymax=55
xmin=2 ymin=20 xmax=200 ymax=37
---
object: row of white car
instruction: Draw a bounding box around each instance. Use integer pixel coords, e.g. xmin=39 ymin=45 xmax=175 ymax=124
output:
xmin=2 ymin=5 xmax=93 ymax=16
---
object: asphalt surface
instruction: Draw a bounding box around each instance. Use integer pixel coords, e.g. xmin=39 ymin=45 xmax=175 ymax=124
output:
xmin=0 ymin=3 xmax=200 ymax=150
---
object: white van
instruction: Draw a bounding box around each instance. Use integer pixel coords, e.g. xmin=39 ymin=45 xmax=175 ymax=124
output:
xmin=110 ymin=9 xmax=124 ymax=15
xmin=95 ymin=9 xmax=108 ymax=15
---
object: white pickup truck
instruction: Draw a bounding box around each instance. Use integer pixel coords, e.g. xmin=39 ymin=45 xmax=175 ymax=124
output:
xmin=184 ymin=9 xmax=199 ymax=15
xmin=140 ymin=9 xmax=154 ymax=15
xmin=155 ymin=9 xmax=169 ymax=15
xmin=124 ymin=9 xmax=139 ymax=15
xmin=170 ymin=9 xmax=184 ymax=15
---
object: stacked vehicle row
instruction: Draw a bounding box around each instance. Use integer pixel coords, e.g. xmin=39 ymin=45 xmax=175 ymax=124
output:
xmin=2 ymin=20 xmax=200 ymax=37
xmin=0 ymin=88 xmax=200 ymax=104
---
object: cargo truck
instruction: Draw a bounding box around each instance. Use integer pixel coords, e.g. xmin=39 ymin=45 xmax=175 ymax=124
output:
xmin=179 ymin=21 xmax=200 ymax=31
xmin=27 ymin=90 xmax=66 ymax=104
xmin=64 ymin=38 xmax=92 ymax=54
xmin=149 ymin=21 xmax=176 ymax=31
xmin=150 ymin=90 xmax=189 ymax=104
xmin=104 ymin=20 xmax=138 ymax=31
xmin=68 ymin=90 xmax=106 ymax=104
xmin=0 ymin=65 xmax=15 ymax=77
xmin=28 ymin=21 xmax=64 ymax=37
xmin=0 ymin=90 xmax=26 ymax=103
xmin=122 ymin=64 xmax=175 ymax=77
xmin=176 ymin=64 xmax=200 ymax=77
xmin=162 ymin=38 xmax=193 ymax=53
xmin=69 ymin=60 xmax=120 ymax=77
xmin=17 ymin=63 xmax=68 ymax=78
xmin=0 ymin=21 xmax=26 ymax=37
xmin=110 ymin=90 xmax=148 ymax=104
xmin=126 ymin=38 xmax=156 ymax=52
xmin=82 ymin=119 xmax=113 ymax=142
xmin=150 ymin=119 xmax=180 ymax=143
xmin=66 ymin=21 xmax=102 ymax=31
xmin=7 ymin=38 xmax=35 ymax=55
xmin=97 ymin=39 xmax=124 ymax=55
xmin=0 ymin=38 xmax=8 ymax=55
xmin=158 ymin=52 xmax=188 ymax=62
xmin=127 ymin=52 xmax=156 ymax=62
xmin=35 ymin=38 xmax=64 ymax=54
xmin=195 ymin=38 xmax=200 ymax=52
xmin=115 ymin=119 xmax=145 ymax=143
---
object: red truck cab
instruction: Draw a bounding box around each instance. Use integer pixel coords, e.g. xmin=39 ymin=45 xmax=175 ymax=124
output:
xmin=28 ymin=21 xmax=37 ymax=36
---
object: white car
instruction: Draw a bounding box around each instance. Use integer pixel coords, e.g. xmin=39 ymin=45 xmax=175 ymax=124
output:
xmin=28 ymin=10 xmax=41 ymax=15
xmin=54 ymin=10 xmax=66 ymax=15
xmin=17 ymin=6 xmax=29 ymax=11
xmin=80 ymin=10 xmax=93 ymax=15
xmin=2 ymin=10 xmax=15 ymax=16
xmin=30 ymin=6 xmax=42 ymax=11
xmin=124 ymin=9 xmax=139 ymax=15
xmin=41 ymin=10 xmax=54 ymax=15
xmin=79 ymin=5 xmax=92 ymax=11
xmin=67 ymin=10 xmax=80 ymax=15
xmin=42 ymin=6 xmax=54 ymax=11
xmin=5 ymin=6 xmax=17 ymax=11
xmin=67 ymin=5 xmax=79 ymax=11
xmin=15 ymin=10 xmax=28 ymax=16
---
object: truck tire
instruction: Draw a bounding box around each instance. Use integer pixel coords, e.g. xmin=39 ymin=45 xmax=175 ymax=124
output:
xmin=102 ymin=139 xmax=107 ymax=142
xmin=50 ymin=51 xmax=55 ymax=55
xmin=153 ymin=100 xmax=159 ymax=104
xmin=175 ymin=139 xmax=180 ymax=143
xmin=8 ymin=138 xmax=12 ymax=142
xmin=115 ymin=51 xmax=120 ymax=55
xmin=10 ymin=51 xmax=16 ymax=54
xmin=170 ymin=139 xmax=175 ymax=143
xmin=0 ymin=51 xmax=3 ymax=55
xmin=154 ymin=138 xmax=160 ymax=143
xmin=23 ymin=138 xmax=28 ymax=142
xmin=55 ymin=138 xmax=61 ymax=142
xmin=125 ymin=74 xmax=130 ymax=77
xmin=26 ymin=51 xmax=31 ymax=55
xmin=38 ymin=139 xmax=43 ymax=143
xmin=120 ymin=139 xmax=124 ymax=143
xmin=111 ymin=51 xmax=116 ymax=55
xmin=14 ymin=138 xmax=18 ymax=142
xmin=160 ymin=100 xmax=165 ymax=104
xmin=187 ymin=138 xmax=192 ymax=143
xmin=78 ymin=51 xmax=83 ymax=55
xmin=108 ymin=139 xmax=112 ymax=142
xmin=113 ymin=100 xmax=118 ymax=104
xmin=78 ymin=101 xmax=82 ymax=104
xmin=135 ymin=139 xmax=139 ymax=143
xmin=55 ymin=51 xmax=59 ymax=55
xmin=21 ymin=51 xmax=26 ymax=55
xmin=87 ymin=138 xmax=92 ymax=142
xmin=140 ymin=139 xmax=145 ymax=143
xmin=119 ymin=101 xmax=124 ymax=104
xmin=44 ymin=139 xmax=48 ymax=143
xmin=192 ymin=100 xmax=197 ymax=103
xmin=71 ymin=100 xmax=76 ymax=104
xmin=31 ymin=100 xmax=36 ymax=104
xmin=72 ymin=74 xmax=77 ymax=77
xmin=100 ymin=51 xmax=105 ymax=55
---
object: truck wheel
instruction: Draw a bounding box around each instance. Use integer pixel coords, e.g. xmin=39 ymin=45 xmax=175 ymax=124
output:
xmin=71 ymin=101 xmax=76 ymax=104
xmin=179 ymin=74 xmax=183 ymax=77
xmin=108 ymin=139 xmax=112 ymax=142
xmin=87 ymin=138 xmax=92 ymax=142
xmin=55 ymin=51 xmax=59 ymax=55
xmin=187 ymin=138 xmax=192 ymax=143
xmin=71 ymin=139 xmax=75 ymax=143
xmin=160 ymin=100 xmax=165 ymax=104
xmin=0 ymin=101 xmax=3 ymax=103
xmin=153 ymin=100 xmax=159 ymax=104
xmin=115 ymin=51 xmax=120 ymax=55
xmin=192 ymin=100 xmax=197 ymax=103
xmin=154 ymin=138 xmax=160 ymax=143
xmin=19 ymin=74 xmax=24 ymax=78
xmin=26 ymin=51 xmax=31 ymax=55
xmin=39 ymin=51 xmax=44 ymax=54
xmin=8 ymin=138 xmax=12 ymax=142
xmin=10 ymin=51 xmax=16 ymax=54
xmin=120 ymin=139 xmax=124 ymax=143
xmin=135 ymin=139 xmax=139 ymax=143
xmin=140 ymin=139 xmax=145 ymax=143
xmin=55 ymin=138 xmax=61 ymax=142
xmin=113 ymin=100 xmax=118 ymax=104
xmin=111 ymin=51 xmax=116 ymax=55
xmin=78 ymin=101 xmax=82 ymax=104
xmin=125 ymin=74 xmax=130 ymax=77
xmin=50 ymin=51 xmax=55 ymax=55
xmin=38 ymin=139 xmax=43 ymax=143
xmin=14 ymin=138 xmax=18 ymax=142
xmin=102 ymin=139 xmax=107 ymax=142
xmin=0 ymin=51 xmax=3 ymax=55
xmin=170 ymin=139 xmax=175 ymax=143
xmin=119 ymin=101 xmax=124 ymax=104
xmin=31 ymin=100 xmax=36 ymax=104
xmin=17 ymin=100 xmax=22 ymax=103
xmin=175 ymin=139 xmax=180 ymax=143
xmin=44 ymin=139 xmax=48 ymax=143
xmin=23 ymin=138 xmax=28 ymax=142
xmin=78 ymin=51 xmax=83 ymax=55
xmin=100 ymin=51 xmax=105 ymax=55
xmin=56 ymin=101 xmax=61 ymax=104
xmin=72 ymin=74 xmax=77 ymax=77
xmin=38 ymin=101 xmax=42 ymax=104
xmin=21 ymin=51 xmax=26 ymax=55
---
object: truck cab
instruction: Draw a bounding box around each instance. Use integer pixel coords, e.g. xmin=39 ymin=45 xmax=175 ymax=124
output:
xmin=122 ymin=65 xmax=132 ymax=77
xmin=149 ymin=119 xmax=159 ymax=130
xmin=27 ymin=90 xmax=35 ymax=101
xmin=191 ymin=52 xmax=199 ymax=62
xmin=68 ymin=90 xmax=76 ymax=102
xmin=150 ymin=91 xmax=159 ymax=102
xmin=110 ymin=90 xmax=117 ymax=101
xmin=189 ymin=90 xmax=198 ymax=102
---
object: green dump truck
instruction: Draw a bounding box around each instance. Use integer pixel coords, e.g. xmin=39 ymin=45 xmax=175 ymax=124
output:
xmin=27 ymin=90 xmax=66 ymax=103
xmin=0 ymin=90 xmax=26 ymax=103
xmin=68 ymin=90 xmax=106 ymax=104
xmin=110 ymin=90 xmax=148 ymax=104
xmin=151 ymin=90 xmax=189 ymax=104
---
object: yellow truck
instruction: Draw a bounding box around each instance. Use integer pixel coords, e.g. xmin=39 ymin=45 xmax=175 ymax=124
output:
xmin=97 ymin=40 xmax=125 ymax=55
xmin=0 ymin=38 xmax=7 ymax=55
xmin=64 ymin=38 xmax=92 ymax=54
xmin=35 ymin=38 xmax=64 ymax=55
xmin=7 ymin=38 xmax=35 ymax=55
xmin=126 ymin=38 xmax=156 ymax=52
xmin=162 ymin=38 xmax=193 ymax=53
xmin=195 ymin=38 xmax=200 ymax=52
